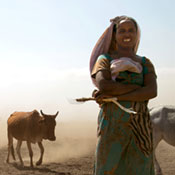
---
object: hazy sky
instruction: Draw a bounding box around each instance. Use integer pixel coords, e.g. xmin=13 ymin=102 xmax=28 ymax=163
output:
xmin=0 ymin=0 xmax=174 ymax=121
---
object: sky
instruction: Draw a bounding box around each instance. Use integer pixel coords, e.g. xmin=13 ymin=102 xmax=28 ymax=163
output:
xmin=0 ymin=0 xmax=175 ymax=122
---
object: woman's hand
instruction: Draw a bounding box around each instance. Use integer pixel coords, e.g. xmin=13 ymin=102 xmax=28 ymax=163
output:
xmin=92 ymin=89 xmax=113 ymax=105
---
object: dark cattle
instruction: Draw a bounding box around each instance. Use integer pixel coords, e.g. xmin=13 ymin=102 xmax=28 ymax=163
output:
xmin=6 ymin=110 xmax=58 ymax=167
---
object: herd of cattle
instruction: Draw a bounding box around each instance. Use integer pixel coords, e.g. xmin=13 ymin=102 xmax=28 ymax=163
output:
xmin=4 ymin=105 xmax=175 ymax=175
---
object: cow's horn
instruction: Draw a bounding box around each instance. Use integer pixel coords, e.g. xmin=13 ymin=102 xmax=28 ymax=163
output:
xmin=54 ymin=111 xmax=59 ymax=118
xmin=40 ymin=110 xmax=59 ymax=118
xmin=40 ymin=110 xmax=46 ymax=116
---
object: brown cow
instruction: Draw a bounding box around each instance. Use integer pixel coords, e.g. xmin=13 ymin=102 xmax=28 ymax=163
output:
xmin=6 ymin=109 xmax=59 ymax=167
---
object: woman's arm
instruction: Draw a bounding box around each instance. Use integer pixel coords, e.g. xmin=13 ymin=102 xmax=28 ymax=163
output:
xmin=116 ymin=73 xmax=157 ymax=101
xmin=95 ymin=69 xmax=141 ymax=96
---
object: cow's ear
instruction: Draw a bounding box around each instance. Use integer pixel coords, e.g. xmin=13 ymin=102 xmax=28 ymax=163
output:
xmin=38 ymin=117 xmax=45 ymax=124
xmin=54 ymin=111 xmax=59 ymax=119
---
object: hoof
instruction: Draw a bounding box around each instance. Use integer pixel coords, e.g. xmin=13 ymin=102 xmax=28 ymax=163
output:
xmin=36 ymin=160 xmax=42 ymax=166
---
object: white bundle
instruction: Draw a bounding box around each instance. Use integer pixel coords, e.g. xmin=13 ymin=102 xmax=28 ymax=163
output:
xmin=110 ymin=57 xmax=142 ymax=81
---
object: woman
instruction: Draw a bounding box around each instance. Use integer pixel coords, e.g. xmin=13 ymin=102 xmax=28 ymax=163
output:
xmin=90 ymin=16 xmax=157 ymax=175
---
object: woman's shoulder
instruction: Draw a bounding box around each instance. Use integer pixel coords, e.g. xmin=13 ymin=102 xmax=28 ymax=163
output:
xmin=135 ymin=55 xmax=153 ymax=65
xmin=136 ymin=55 xmax=156 ymax=75
xmin=97 ymin=53 xmax=113 ymax=61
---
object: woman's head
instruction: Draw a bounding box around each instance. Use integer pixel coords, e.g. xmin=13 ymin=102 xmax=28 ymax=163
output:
xmin=109 ymin=16 xmax=140 ymax=54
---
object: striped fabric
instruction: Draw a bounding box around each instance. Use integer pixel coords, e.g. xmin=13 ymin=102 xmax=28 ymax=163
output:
xmin=129 ymin=101 xmax=153 ymax=157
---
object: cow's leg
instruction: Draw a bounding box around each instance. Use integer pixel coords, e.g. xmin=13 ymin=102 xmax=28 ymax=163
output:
xmin=16 ymin=140 xmax=24 ymax=167
xmin=153 ymin=128 xmax=163 ymax=175
xmin=6 ymin=143 xmax=11 ymax=163
xmin=6 ymin=128 xmax=16 ymax=163
xmin=26 ymin=141 xmax=33 ymax=167
xmin=36 ymin=141 xmax=44 ymax=166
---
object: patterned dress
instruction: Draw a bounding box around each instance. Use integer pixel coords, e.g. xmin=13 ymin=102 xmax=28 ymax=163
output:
xmin=91 ymin=54 xmax=156 ymax=175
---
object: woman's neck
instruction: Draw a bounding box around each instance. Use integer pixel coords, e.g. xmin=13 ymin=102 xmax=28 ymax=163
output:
xmin=113 ymin=47 xmax=135 ymax=58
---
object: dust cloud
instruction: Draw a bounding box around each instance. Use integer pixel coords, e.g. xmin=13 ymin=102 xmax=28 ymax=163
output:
xmin=0 ymin=119 xmax=97 ymax=163
xmin=44 ymin=121 xmax=97 ymax=163
xmin=0 ymin=119 xmax=8 ymax=148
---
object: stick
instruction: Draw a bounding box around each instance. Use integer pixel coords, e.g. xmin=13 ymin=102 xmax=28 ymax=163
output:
xmin=75 ymin=97 xmax=137 ymax=114
xmin=75 ymin=97 xmax=95 ymax=102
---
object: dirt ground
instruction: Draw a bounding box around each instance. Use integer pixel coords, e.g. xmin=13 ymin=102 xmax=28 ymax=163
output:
xmin=0 ymin=146 xmax=94 ymax=175
xmin=1 ymin=122 xmax=175 ymax=175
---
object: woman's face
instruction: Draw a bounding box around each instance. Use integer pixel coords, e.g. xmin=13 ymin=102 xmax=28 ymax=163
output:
xmin=115 ymin=20 xmax=137 ymax=50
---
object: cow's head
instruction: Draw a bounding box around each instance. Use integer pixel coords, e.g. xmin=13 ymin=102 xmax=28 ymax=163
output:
xmin=40 ymin=110 xmax=59 ymax=141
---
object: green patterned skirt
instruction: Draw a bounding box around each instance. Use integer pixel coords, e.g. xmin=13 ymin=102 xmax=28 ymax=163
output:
xmin=94 ymin=101 xmax=155 ymax=175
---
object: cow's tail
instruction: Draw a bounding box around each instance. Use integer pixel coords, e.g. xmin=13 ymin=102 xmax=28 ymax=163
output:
xmin=7 ymin=127 xmax=16 ymax=162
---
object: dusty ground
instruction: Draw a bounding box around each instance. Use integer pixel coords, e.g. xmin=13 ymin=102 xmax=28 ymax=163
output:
xmin=0 ymin=121 xmax=175 ymax=175
xmin=0 ymin=146 xmax=95 ymax=175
